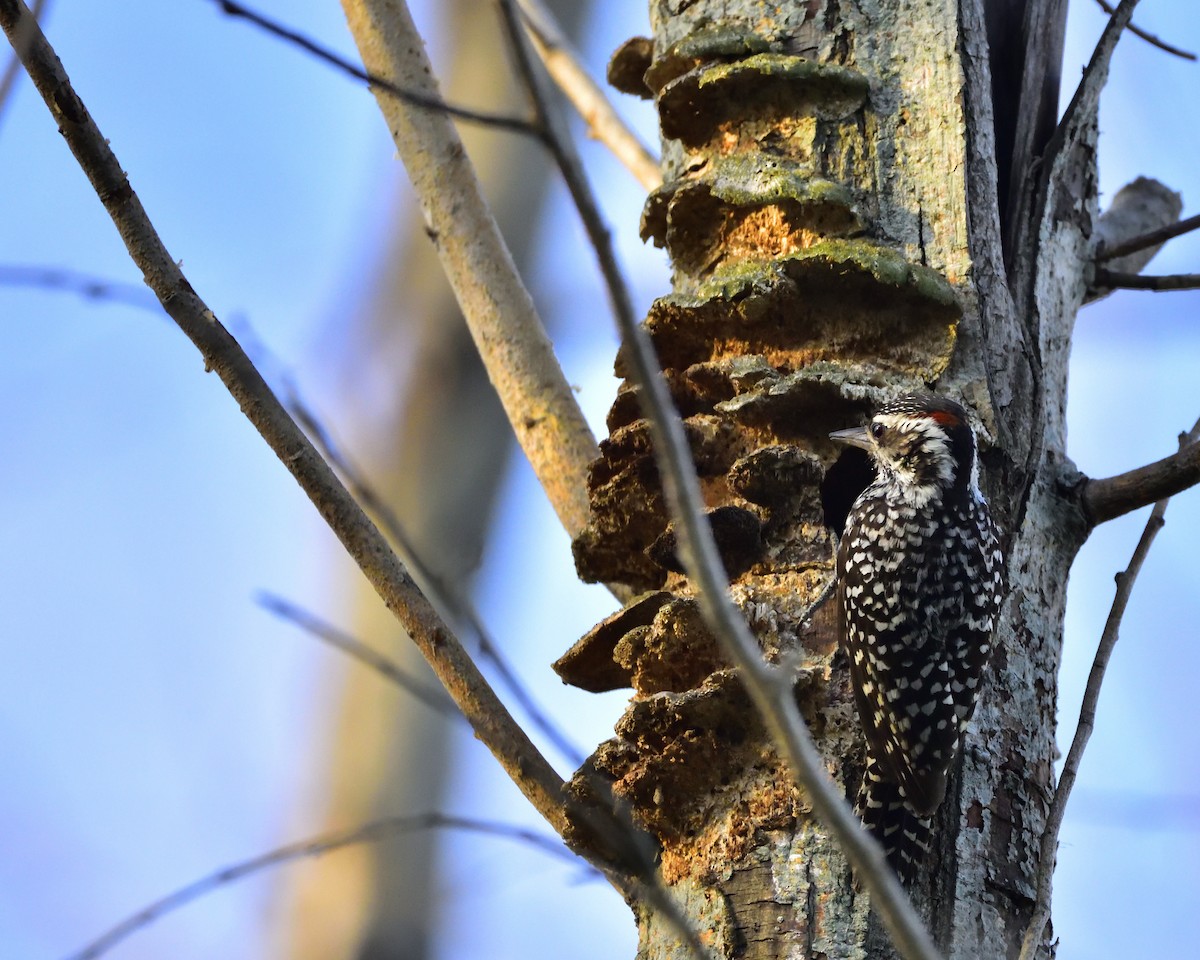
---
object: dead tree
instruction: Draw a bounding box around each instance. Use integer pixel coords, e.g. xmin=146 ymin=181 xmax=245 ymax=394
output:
xmin=6 ymin=0 xmax=1197 ymax=959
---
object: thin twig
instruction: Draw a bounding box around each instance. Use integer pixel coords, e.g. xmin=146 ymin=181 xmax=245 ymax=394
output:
xmin=494 ymin=0 xmax=941 ymax=956
xmin=516 ymin=0 xmax=661 ymax=191
xmin=1093 ymin=0 xmax=1197 ymax=60
xmin=63 ymin=813 xmax=585 ymax=960
xmin=0 ymin=0 xmax=42 ymax=131
xmin=0 ymin=263 xmax=160 ymax=312
xmin=1021 ymin=417 xmax=1200 ymax=960
xmin=1096 ymin=211 xmax=1200 ymax=261
xmin=257 ymin=592 xmax=460 ymax=717
xmin=339 ymin=0 xmax=598 ymax=539
xmin=211 ymin=0 xmax=541 ymax=137
xmin=1092 ymin=267 xmax=1200 ymax=290
xmin=0 ymin=0 xmax=573 ymax=847
xmin=1083 ymin=423 xmax=1200 ymax=524
xmin=798 ymin=575 xmax=837 ymax=631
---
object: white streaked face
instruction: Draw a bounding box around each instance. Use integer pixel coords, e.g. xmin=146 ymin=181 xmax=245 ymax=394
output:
xmin=866 ymin=412 xmax=959 ymax=496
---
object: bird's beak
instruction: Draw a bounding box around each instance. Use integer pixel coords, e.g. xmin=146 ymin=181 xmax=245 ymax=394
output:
xmin=829 ymin=426 xmax=873 ymax=451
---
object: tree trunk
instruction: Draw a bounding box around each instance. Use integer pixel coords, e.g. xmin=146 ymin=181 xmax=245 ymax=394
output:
xmin=559 ymin=2 xmax=1089 ymax=957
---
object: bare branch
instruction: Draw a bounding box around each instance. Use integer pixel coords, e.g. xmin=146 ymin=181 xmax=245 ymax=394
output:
xmin=493 ymin=0 xmax=940 ymax=952
xmin=1097 ymin=211 xmax=1200 ymax=262
xmin=1093 ymin=0 xmax=1197 ymax=60
xmin=0 ymin=0 xmax=572 ymax=844
xmin=1092 ymin=267 xmax=1200 ymax=290
xmin=211 ymin=0 xmax=540 ymax=136
xmin=1021 ymin=417 xmax=1200 ymax=960
xmin=339 ymin=0 xmax=598 ymax=539
xmin=1087 ymin=177 xmax=1183 ymax=304
xmin=64 ymin=813 xmax=584 ymax=960
xmin=516 ymin=0 xmax=661 ymax=191
xmin=1083 ymin=420 xmax=1200 ymax=524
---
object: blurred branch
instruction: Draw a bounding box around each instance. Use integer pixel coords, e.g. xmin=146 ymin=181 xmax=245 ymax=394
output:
xmin=340 ymin=0 xmax=598 ymax=539
xmin=64 ymin=813 xmax=586 ymax=960
xmin=1021 ymin=416 xmax=1200 ymax=960
xmin=1093 ymin=0 xmax=1197 ymax=60
xmin=1086 ymin=176 xmax=1182 ymax=303
xmin=0 ymin=0 xmax=573 ymax=845
xmin=258 ymin=593 xmax=461 ymax=717
xmin=1091 ymin=268 xmax=1200 ymax=290
xmin=1096 ymin=211 xmax=1200 ymax=261
xmin=0 ymin=263 xmax=159 ymax=311
xmin=0 ymin=0 xmax=42 ymax=131
xmin=1083 ymin=420 xmax=1200 ymax=524
xmin=212 ymin=0 xmax=541 ymax=136
xmin=516 ymin=0 xmax=661 ymax=190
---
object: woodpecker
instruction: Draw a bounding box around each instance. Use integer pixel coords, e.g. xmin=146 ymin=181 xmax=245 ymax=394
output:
xmin=830 ymin=393 xmax=1004 ymax=882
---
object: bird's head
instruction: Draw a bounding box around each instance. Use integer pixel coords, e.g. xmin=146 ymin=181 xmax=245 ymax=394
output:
xmin=830 ymin=394 xmax=978 ymax=502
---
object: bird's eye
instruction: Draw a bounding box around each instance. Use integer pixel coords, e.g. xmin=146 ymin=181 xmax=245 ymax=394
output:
xmin=869 ymin=421 xmax=885 ymax=440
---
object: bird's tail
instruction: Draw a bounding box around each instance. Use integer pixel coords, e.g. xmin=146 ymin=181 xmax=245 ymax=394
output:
xmin=855 ymin=755 xmax=932 ymax=885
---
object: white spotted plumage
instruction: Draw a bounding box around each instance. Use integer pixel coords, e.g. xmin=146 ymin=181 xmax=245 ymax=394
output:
xmin=831 ymin=394 xmax=1004 ymax=882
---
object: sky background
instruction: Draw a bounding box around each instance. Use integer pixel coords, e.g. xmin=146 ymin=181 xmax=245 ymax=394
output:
xmin=0 ymin=2 xmax=1197 ymax=959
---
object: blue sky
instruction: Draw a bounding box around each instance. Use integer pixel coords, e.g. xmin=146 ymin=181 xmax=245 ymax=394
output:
xmin=1 ymin=2 xmax=1197 ymax=959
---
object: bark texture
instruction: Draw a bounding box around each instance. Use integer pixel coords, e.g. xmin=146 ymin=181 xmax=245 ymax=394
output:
xmin=559 ymin=1 xmax=1093 ymax=957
